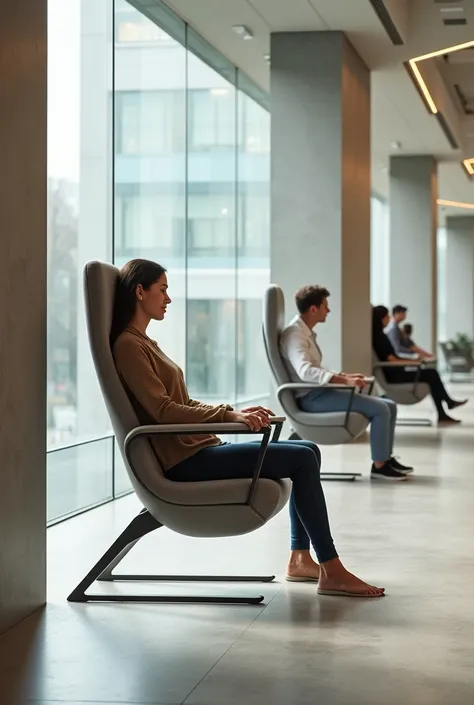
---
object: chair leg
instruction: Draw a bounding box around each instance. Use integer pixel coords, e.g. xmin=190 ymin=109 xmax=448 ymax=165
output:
xmin=67 ymin=509 xmax=272 ymax=605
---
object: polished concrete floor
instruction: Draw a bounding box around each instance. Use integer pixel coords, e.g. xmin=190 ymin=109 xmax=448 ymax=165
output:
xmin=2 ymin=384 xmax=474 ymax=704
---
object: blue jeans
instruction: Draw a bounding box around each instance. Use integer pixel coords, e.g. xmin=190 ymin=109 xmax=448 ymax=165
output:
xmin=299 ymin=389 xmax=397 ymax=463
xmin=167 ymin=440 xmax=337 ymax=563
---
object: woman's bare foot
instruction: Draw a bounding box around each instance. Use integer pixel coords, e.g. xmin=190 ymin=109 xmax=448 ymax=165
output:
xmin=317 ymin=558 xmax=384 ymax=598
xmin=286 ymin=550 xmax=320 ymax=582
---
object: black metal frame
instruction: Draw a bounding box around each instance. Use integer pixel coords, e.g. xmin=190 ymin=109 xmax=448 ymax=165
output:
xmin=373 ymin=362 xmax=433 ymax=427
xmin=277 ymin=382 xmax=363 ymax=482
xmin=68 ymin=421 xmax=283 ymax=605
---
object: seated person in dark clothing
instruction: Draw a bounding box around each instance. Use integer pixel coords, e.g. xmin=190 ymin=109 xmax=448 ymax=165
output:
xmin=386 ymin=305 xmax=435 ymax=361
xmin=372 ymin=306 xmax=467 ymax=425
xmin=401 ymin=322 xmax=435 ymax=362
xmin=402 ymin=323 xmax=414 ymax=347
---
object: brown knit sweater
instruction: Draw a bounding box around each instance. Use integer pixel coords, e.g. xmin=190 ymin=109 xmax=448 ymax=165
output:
xmin=113 ymin=327 xmax=232 ymax=471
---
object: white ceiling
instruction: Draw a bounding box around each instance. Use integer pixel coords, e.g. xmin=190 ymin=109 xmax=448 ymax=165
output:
xmin=164 ymin=0 xmax=474 ymax=213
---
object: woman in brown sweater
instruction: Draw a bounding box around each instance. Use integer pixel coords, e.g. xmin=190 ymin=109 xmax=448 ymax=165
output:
xmin=111 ymin=259 xmax=384 ymax=598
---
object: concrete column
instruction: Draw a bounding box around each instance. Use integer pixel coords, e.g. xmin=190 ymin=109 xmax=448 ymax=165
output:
xmin=0 ymin=0 xmax=47 ymax=633
xmin=389 ymin=156 xmax=438 ymax=352
xmin=445 ymin=216 xmax=474 ymax=340
xmin=271 ymin=32 xmax=371 ymax=374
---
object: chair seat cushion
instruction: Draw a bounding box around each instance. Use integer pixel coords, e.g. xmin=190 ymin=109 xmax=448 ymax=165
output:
xmin=133 ymin=476 xmax=292 ymax=538
xmin=290 ymin=410 xmax=368 ymax=435
xmin=382 ymin=382 xmax=430 ymax=405
xmin=136 ymin=468 xmax=287 ymax=508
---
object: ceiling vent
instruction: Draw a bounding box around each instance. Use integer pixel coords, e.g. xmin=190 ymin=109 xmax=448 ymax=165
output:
xmin=443 ymin=17 xmax=467 ymax=25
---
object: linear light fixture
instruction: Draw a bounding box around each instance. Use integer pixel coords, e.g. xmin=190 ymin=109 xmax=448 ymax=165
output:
xmin=408 ymin=60 xmax=438 ymax=113
xmin=463 ymin=157 xmax=474 ymax=175
xmin=408 ymin=40 xmax=474 ymax=115
xmin=437 ymin=198 xmax=474 ymax=210
xmin=411 ymin=39 xmax=474 ymax=64
xmin=408 ymin=40 xmax=474 ymax=173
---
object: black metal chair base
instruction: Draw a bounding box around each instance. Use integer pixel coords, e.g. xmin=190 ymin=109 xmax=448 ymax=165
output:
xmin=99 ymin=573 xmax=275 ymax=583
xmin=396 ymin=418 xmax=433 ymax=427
xmin=67 ymin=509 xmax=274 ymax=605
xmin=70 ymin=593 xmax=265 ymax=605
xmin=321 ymin=472 xmax=361 ymax=482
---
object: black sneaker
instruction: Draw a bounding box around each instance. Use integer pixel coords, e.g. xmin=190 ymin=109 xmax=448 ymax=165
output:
xmin=389 ymin=456 xmax=414 ymax=474
xmin=371 ymin=463 xmax=408 ymax=481
xmin=288 ymin=431 xmax=302 ymax=441
xmin=447 ymin=399 xmax=468 ymax=410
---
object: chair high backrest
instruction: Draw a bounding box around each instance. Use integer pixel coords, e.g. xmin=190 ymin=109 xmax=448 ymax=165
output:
xmin=83 ymin=261 xmax=164 ymax=495
xmin=372 ymin=350 xmax=387 ymax=388
xmin=263 ymin=285 xmax=299 ymax=416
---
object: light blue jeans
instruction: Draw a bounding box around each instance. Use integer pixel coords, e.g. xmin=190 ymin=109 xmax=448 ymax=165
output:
xmin=299 ymin=389 xmax=397 ymax=463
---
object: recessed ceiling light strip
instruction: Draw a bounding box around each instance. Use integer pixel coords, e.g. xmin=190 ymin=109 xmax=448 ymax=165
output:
xmin=437 ymin=199 xmax=474 ymax=210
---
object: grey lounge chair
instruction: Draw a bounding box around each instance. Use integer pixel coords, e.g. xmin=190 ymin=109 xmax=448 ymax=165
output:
xmin=372 ymin=352 xmax=432 ymax=426
xmin=440 ymin=341 xmax=473 ymax=382
xmin=263 ymin=285 xmax=369 ymax=481
xmin=68 ymin=262 xmax=291 ymax=605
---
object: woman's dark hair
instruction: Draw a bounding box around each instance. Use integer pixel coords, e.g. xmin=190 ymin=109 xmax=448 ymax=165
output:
xmin=403 ymin=323 xmax=413 ymax=336
xmin=372 ymin=305 xmax=389 ymax=337
xmin=110 ymin=259 xmax=166 ymax=346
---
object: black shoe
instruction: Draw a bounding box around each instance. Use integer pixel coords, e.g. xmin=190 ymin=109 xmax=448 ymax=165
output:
xmin=438 ymin=416 xmax=461 ymax=425
xmin=447 ymin=399 xmax=468 ymax=410
xmin=288 ymin=431 xmax=302 ymax=441
xmin=389 ymin=456 xmax=414 ymax=474
xmin=371 ymin=463 xmax=408 ymax=481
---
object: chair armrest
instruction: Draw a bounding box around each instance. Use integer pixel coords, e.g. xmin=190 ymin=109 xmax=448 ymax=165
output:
xmin=277 ymin=382 xmax=356 ymax=392
xmin=363 ymin=376 xmax=375 ymax=395
xmin=125 ymin=415 xmax=286 ymax=442
xmin=373 ymin=361 xmax=420 ymax=368
xmin=124 ymin=418 xmax=286 ymax=508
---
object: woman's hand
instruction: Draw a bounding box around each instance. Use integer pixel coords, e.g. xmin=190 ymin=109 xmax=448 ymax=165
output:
xmin=241 ymin=405 xmax=275 ymax=418
xmin=225 ymin=409 xmax=271 ymax=431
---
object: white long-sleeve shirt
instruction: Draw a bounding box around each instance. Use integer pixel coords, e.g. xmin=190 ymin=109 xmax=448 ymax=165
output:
xmin=280 ymin=315 xmax=335 ymax=396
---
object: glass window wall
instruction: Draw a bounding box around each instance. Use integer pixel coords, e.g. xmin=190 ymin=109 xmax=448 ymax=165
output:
xmin=47 ymin=0 xmax=271 ymax=521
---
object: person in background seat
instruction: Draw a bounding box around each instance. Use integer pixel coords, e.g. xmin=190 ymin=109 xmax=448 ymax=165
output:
xmin=401 ymin=323 xmax=434 ymax=361
xmin=385 ymin=305 xmax=435 ymax=361
xmin=372 ymin=305 xmax=466 ymax=425
xmin=280 ymin=285 xmax=414 ymax=481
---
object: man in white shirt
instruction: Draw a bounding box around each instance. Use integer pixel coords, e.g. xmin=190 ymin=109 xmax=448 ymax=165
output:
xmin=280 ymin=285 xmax=413 ymax=481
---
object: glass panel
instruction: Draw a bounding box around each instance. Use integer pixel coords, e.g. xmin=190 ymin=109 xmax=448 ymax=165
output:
xmin=114 ymin=1 xmax=187 ymax=489
xmin=186 ymin=49 xmax=237 ymax=405
xmin=370 ymin=195 xmax=390 ymax=305
xmin=437 ymin=227 xmax=447 ymax=347
xmin=236 ymin=86 xmax=271 ymax=405
xmin=47 ymin=438 xmax=113 ymax=524
xmin=47 ymin=0 xmax=113 ymax=520
xmin=187 ymin=27 xmax=236 ymax=86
